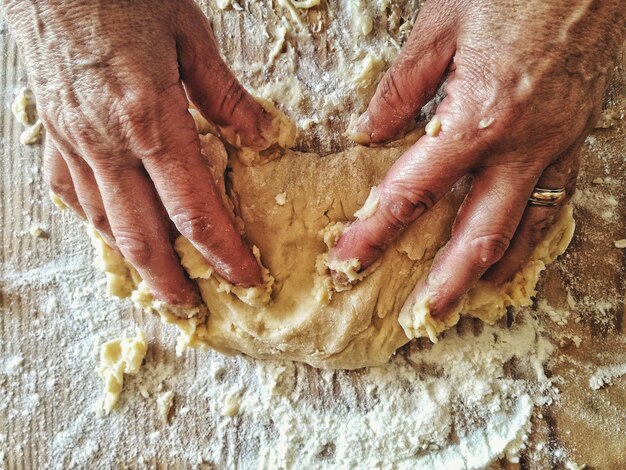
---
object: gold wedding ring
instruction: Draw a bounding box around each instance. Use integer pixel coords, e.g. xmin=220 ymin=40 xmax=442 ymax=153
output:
xmin=528 ymin=187 xmax=567 ymax=206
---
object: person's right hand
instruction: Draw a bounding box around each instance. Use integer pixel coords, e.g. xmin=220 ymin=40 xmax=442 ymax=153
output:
xmin=5 ymin=0 xmax=277 ymax=306
xmin=330 ymin=0 xmax=625 ymax=319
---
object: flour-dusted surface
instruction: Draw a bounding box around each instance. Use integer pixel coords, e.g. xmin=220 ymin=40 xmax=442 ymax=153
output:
xmin=1 ymin=1 xmax=626 ymax=468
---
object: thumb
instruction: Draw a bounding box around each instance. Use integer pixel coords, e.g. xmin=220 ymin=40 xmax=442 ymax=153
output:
xmin=358 ymin=2 xmax=457 ymax=143
xmin=175 ymin=2 xmax=274 ymax=150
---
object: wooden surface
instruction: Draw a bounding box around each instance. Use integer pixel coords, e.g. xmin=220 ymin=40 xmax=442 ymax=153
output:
xmin=1 ymin=2 xmax=625 ymax=469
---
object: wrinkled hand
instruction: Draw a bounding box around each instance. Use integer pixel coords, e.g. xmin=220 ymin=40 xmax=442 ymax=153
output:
xmin=5 ymin=0 xmax=276 ymax=305
xmin=331 ymin=0 xmax=625 ymax=317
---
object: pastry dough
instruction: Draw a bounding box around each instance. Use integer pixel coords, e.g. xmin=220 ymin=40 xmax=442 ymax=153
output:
xmin=74 ymin=104 xmax=574 ymax=370
xmin=96 ymin=330 xmax=147 ymax=415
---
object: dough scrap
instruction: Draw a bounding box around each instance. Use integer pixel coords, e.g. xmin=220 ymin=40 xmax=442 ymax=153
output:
xmin=78 ymin=105 xmax=574 ymax=370
xmin=157 ymin=390 xmax=174 ymax=423
xmin=96 ymin=330 xmax=148 ymax=415
xmin=11 ymin=87 xmax=35 ymax=125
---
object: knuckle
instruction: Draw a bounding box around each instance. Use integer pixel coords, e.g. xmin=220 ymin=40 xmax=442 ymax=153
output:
xmin=175 ymin=213 xmax=217 ymax=249
xmin=58 ymin=111 xmax=93 ymax=147
xmin=379 ymin=183 xmax=436 ymax=228
xmin=377 ymin=72 xmax=410 ymax=114
xmin=115 ymin=88 xmax=195 ymax=164
xmin=46 ymin=177 xmax=71 ymax=199
xmin=469 ymin=234 xmax=511 ymax=271
xmin=115 ymin=231 xmax=152 ymax=266
xmin=216 ymin=77 xmax=247 ymax=123
xmin=84 ymin=206 xmax=110 ymax=233
xmin=524 ymin=212 xmax=557 ymax=245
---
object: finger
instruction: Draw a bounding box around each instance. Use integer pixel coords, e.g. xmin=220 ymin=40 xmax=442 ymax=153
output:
xmin=329 ymin=126 xmax=479 ymax=271
xmin=402 ymin=164 xmax=537 ymax=318
xmin=484 ymin=151 xmax=579 ymax=285
xmin=43 ymin=139 xmax=86 ymax=219
xmin=138 ymin=89 xmax=263 ymax=287
xmin=175 ymin=2 xmax=274 ymax=150
xmin=356 ymin=1 xmax=457 ymax=143
xmin=55 ymin=143 xmax=117 ymax=249
xmin=92 ymin=160 xmax=201 ymax=306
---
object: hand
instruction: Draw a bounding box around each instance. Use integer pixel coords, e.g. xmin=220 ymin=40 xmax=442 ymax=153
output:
xmin=330 ymin=0 xmax=625 ymax=317
xmin=6 ymin=0 xmax=277 ymax=306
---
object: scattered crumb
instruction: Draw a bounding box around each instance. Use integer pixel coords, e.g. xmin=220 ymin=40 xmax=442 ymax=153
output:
xmin=157 ymin=391 xmax=174 ymax=423
xmin=20 ymin=119 xmax=43 ymax=145
xmin=425 ymin=116 xmax=441 ymax=136
xmin=220 ymin=388 xmax=243 ymax=417
xmin=11 ymin=87 xmax=36 ymax=125
xmin=96 ymin=330 xmax=148 ymax=416
xmin=537 ymin=299 xmax=570 ymax=326
xmin=594 ymin=108 xmax=619 ymax=129
xmin=216 ymin=0 xmax=231 ymax=9
xmin=589 ymin=364 xmax=626 ymax=390
xmin=478 ymin=117 xmax=494 ymax=129
xmin=29 ymin=225 xmax=48 ymax=239
xmin=275 ymin=192 xmax=287 ymax=206
xmin=565 ymin=461 xmax=586 ymax=470
xmin=614 ymin=239 xmax=626 ymax=249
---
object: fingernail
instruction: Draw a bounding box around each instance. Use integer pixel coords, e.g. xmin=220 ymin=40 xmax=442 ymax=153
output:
xmin=400 ymin=280 xmax=427 ymax=317
xmin=407 ymin=270 xmax=451 ymax=318
xmin=355 ymin=112 xmax=373 ymax=139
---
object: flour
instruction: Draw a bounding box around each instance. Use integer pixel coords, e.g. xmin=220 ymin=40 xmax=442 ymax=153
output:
xmin=2 ymin=0 xmax=626 ymax=468
xmin=247 ymin=313 xmax=552 ymax=469
xmin=589 ymin=364 xmax=626 ymax=390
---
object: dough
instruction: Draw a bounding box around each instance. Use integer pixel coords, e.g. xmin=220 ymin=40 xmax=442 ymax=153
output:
xmin=78 ymin=106 xmax=574 ymax=369
xmin=96 ymin=330 xmax=147 ymax=415
xmin=156 ymin=391 xmax=174 ymax=423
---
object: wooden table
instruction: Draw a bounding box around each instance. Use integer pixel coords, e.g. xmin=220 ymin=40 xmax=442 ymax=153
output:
xmin=1 ymin=2 xmax=625 ymax=468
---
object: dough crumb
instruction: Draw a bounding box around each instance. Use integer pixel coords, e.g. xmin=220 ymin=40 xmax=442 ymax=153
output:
xmin=49 ymin=191 xmax=69 ymax=210
xmin=157 ymin=391 xmax=175 ymax=423
xmin=19 ymin=119 xmax=43 ymax=145
xmin=565 ymin=462 xmax=586 ymax=470
xmin=220 ymin=388 xmax=243 ymax=417
xmin=425 ymin=116 xmax=441 ymax=136
xmin=570 ymin=335 xmax=582 ymax=348
xmin=290 ymin=0 xmax=321 ymax=8
xmin=538 ymin=299 xmax=570 ymax=326
xmin=613 ymin=239 xmax=626 ymax=249
xmin=479 ymin=117 xmax=495 ymax=129
xmin=594 ymin=108 xmax=619 ymax=129
xmin=11 ymin=87 xmax=36 ymax=125
xmin=96 ymin=330 xmax=148 ymax=416
xmin=263 ymin=362 xmax=295 ymax=396
xmin=275 ymin=192 xmax=287 ymax=206
xmin=353 ymin=54 xmax=385 ymax=88
xmin=188 ymin=107 xmax=216 ymax=135
xmin=351 ymin=0 xmax=373 ymax=35
xmin=29 ymin=225 xmax=48 ymax=239
xmin=353 ymin=186 xmax=379 ymax=220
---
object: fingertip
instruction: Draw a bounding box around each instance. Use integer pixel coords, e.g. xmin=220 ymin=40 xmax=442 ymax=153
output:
xmin=327 ymin=220 xmax=383 ymax=273
xmin=158 ymin=280 xmax=201 ymax=308
xmin=354 ymin=111 xmax=373 ymax=142
xmin=230 ymin=254 xmax=263 ymax=287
